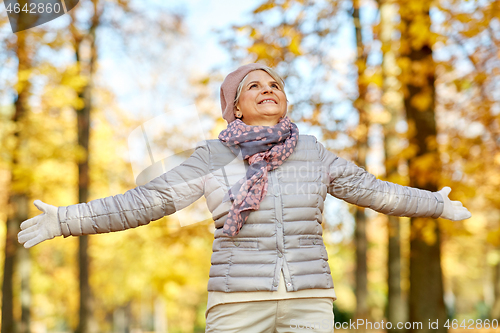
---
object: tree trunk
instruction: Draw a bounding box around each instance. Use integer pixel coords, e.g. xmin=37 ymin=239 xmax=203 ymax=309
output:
xmin=355 ymin=208 xmax=368 ymax=321
xmin=75 ymin=73 xmax=93 ymax=333
xmin=387 ymin=216 xmax=405 ymax=328
xmin=73 ymin=4 xmax=99 ymax=332
xmin=2 ymin=31 xmax=32 ymax=333
xmin=378 ymin=0 xmax=406 ymax=329
xmin=2 ymin=217 xmax=17 ymax=333
xmin=400 ymin=1 xmax=448 ymax=332
xmin=19 ymin=237 xmax=31 ymax=333
xmin=352 ymin=0 xmax=370 ymax=323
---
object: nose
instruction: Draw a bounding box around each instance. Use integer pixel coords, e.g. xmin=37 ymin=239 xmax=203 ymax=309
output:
xmin=261 ymin=85 xmax=272 ymax=94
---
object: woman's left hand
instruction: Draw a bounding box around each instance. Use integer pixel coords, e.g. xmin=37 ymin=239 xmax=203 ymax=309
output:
xmin=438 ymin=187 xmax=472 ymax=221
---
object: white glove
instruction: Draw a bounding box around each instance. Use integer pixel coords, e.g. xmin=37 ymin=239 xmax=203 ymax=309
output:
xmin=18 ymin=200 xmax=62 ymax=248
xmin=438 ymin=187 xmax=472 ymax=221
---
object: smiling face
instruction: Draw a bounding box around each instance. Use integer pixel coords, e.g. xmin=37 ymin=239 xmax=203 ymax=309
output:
xmin=235 ymin=70 xmax=287 ymax=126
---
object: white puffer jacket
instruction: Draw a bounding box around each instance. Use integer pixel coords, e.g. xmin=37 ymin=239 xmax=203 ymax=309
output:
xmin=58 ymin=135 xmax=444 ymax=292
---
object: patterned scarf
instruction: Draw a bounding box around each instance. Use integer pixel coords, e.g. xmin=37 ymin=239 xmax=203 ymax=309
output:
xmin=218 ymin=116 xmax=299 ymax=236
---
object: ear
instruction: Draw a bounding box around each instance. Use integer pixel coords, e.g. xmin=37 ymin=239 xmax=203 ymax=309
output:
xmin=234 ymin=106 xmax=242 ymax=119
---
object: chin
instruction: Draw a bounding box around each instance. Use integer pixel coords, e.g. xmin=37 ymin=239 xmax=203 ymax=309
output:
xmin=258 ymin=108 xmax=284 ymax=115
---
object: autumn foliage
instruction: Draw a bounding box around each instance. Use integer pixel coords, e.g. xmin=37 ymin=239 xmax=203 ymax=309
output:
xmin=0 ymin=0 xmax=499 ymax=332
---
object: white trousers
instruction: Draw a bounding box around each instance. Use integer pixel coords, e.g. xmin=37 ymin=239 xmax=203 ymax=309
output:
xmin=205 ymin=298 xmax=335 ymax=333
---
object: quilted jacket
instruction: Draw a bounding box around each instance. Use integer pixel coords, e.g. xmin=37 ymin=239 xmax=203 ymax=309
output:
xmin=58 ymin=135 xmax=444 ymax=292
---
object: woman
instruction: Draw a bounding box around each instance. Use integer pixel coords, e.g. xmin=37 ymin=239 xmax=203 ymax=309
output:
xmin=18 ymin=63 xmax=471 ymax=333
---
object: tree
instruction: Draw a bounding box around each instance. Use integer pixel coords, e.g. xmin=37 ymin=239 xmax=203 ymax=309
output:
xmin=398 ymin=0 xmax=448 ymax=331
xmin=2 ymin=30 xmax=34 ymax=333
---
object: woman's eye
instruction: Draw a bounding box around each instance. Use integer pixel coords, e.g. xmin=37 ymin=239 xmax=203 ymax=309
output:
xmin=272 ymin=84 xmax=279 ymax=88
xmin=250 ymin=84 xmax=257 ymax=88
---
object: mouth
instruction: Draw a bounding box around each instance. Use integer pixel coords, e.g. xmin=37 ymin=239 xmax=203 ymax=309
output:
xmin=258 ymin=98 xmax=277 ymax=105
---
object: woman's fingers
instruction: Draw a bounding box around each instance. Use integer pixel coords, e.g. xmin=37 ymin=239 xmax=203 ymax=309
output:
xmin=18 ymin=224 xmax=51 ymax=248
xmin=20 ymin=223 xmax=38 ymax=235
xmin=18 ymin=228 xmax=36 ymax=245
xmin=453 ymin=205 xmax=471 ymax=220
xmin=450 ymin=200 xmax=470 ymax=220
xmin=460 ymin=207 xmax=471 ymax=219
xmin=18 ymin=222 xmax=41 ymax=246
xmin=33 ymin=199 xmax=47 ymax=213
xmin=20 ymin=216 xmax=39 ymax=230
xmin=24 ymin=235 xmax=45 ymax=249
xmin=439 ymin=186 xmax=452 ymax=198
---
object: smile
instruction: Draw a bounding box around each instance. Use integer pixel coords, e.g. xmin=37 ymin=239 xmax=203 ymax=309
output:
xmin=259 ymin=99 xmax=277 ymax=104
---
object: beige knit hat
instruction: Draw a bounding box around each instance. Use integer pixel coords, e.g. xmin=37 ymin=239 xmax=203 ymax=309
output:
xmin=220 ymin=63 xmax=269 ymax=124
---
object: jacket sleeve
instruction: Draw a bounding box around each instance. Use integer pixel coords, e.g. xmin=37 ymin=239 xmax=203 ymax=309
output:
xmin=317 ymin=140 xmax=444 ymax=218
xmin=57 ymin=143 xmax=210 ymax=237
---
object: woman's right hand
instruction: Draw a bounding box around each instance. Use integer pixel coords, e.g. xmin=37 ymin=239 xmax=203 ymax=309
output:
xmin=18 ymin=200 xmax=62 ymax=248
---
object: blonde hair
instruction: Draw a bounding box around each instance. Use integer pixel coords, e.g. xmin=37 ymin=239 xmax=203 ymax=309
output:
xmin=234 ymin=67 xmax=286 ymax=108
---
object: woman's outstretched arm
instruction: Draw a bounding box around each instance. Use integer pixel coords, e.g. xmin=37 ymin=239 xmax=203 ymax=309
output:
xmin=316 ymin=140 xmax=471 ymax=220
xmin=18 ymin=143 xmax=210 ymax=248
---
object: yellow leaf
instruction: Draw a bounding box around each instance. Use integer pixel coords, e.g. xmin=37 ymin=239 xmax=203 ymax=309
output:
xmin=289 ymin=35 xmax=302 ymax=55
xmin=456 ymin=13 xmax=472 ymax=23
xmin=253 ymin=1 xmax=275 ymax=14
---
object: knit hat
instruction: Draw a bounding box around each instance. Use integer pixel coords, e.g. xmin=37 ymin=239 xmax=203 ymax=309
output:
xmin=220 ymin=63 xmax=269 ymax=124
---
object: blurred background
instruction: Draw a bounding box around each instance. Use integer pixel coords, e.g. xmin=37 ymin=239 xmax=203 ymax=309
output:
xmin=0 ymin=0 xmax=499 ymax=332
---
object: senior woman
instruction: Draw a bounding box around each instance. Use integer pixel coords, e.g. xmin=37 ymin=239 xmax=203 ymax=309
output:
xmin=18 ymin=63 xmax=471 ymax=333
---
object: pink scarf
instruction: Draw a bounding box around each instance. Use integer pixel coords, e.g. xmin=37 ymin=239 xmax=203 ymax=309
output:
xmin=218 ymin=116 xmax=299 ymax=236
